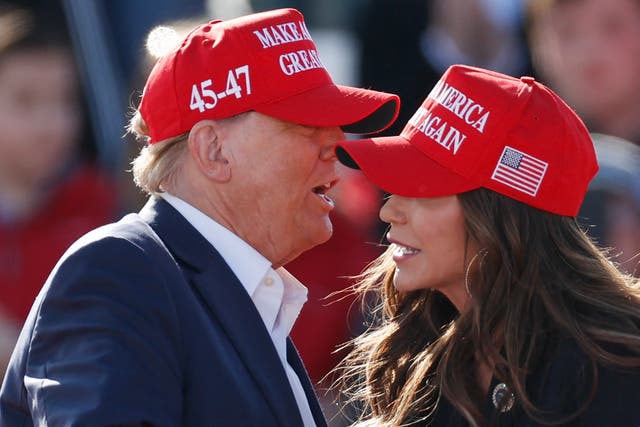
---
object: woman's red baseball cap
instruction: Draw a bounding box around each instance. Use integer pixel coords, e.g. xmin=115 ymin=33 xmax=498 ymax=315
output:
xmin=138 ymin=8 xmax=400 ymax=144
xmin=336 ymin=65 xmax=599 ymax=216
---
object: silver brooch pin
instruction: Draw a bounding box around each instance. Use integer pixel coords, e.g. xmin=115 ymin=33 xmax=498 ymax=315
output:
xmin=492 ymin=383 xmax=515 ymax=413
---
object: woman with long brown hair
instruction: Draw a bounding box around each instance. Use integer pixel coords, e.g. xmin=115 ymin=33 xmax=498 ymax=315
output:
xmin=334 ymin=65 xmax=640 ymax=426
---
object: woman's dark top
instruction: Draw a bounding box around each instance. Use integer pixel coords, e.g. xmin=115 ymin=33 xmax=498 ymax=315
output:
xmin=430 ymin=339 xmax=640 ymax=426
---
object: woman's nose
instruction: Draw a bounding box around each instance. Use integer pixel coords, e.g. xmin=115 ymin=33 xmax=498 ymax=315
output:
xmin=379 ymin=194 xmax=406 ymax=224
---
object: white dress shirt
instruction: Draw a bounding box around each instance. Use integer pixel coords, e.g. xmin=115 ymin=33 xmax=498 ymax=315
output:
xmin=160 ymin=193 xmax=317 ymax=427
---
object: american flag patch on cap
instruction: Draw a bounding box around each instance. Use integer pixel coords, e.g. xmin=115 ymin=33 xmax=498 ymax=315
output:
xmin=491 ymin=146 xmax=548 ymax=196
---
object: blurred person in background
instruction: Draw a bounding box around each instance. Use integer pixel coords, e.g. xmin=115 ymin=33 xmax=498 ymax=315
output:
xmin=526 ymin=0 xmax=640 ymax=145
xmin=526 ymin=0 xmax=640 ymax=275
xmin=0 ymin=2 xmax=117 ymax=380
xmin=580 ymin=134 xmax=640 ymax=276
xmin=356 ymin=0 xmax=531 ymax=136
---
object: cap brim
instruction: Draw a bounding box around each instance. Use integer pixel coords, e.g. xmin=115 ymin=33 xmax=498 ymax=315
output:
xmin=336 ymin=136 xmax=480 ymax=197
xmin=254 ymin=83 xmax=400 ymax=134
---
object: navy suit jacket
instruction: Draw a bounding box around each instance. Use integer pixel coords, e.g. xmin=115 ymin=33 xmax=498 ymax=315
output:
xmin=0 ymin=197 xmax=328 ymax=427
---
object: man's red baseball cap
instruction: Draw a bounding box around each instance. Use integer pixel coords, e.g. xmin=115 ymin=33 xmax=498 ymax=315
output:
xmin=336 ymin=65 xmax=599 ymax=216
xmin=138 ymin=8 xmax=400 ymax=144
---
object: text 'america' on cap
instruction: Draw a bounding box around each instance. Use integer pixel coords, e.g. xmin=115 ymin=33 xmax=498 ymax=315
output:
xmin=336 ymin=64 xmax=599 ymax=216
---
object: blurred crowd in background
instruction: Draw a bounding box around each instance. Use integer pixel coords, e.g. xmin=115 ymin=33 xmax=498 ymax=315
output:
xmin=0 ymin=0 xmax=638 ymax=425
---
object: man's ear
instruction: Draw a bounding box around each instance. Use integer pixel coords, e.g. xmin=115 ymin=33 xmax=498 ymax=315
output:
xmin=187 ymin=120 xmax=231 ymax=182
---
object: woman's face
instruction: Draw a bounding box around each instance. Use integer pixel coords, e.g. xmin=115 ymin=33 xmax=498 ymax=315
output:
xmin=380 ymin=194 xmax=473 ymax=310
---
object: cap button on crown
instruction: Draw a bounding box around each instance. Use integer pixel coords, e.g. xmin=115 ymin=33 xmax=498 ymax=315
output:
xmin=520 ymin=76 xmax=535 ymax=84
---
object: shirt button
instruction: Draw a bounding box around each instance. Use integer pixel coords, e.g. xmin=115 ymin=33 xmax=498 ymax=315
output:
xmin=264 ymin=277 xmax=274 ymax=286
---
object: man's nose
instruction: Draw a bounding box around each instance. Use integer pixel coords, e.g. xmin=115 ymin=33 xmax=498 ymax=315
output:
xmin=319 ymin=127 xmax=344 ymax=161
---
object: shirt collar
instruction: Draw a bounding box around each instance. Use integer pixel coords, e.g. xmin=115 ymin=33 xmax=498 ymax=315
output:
xmin=160 ymin=192 xmax=270 ymax=297
xmin=275 ymin=268 xmax=308 ymax=334
xmin=159 ymin=193 xmax=308 ymax=335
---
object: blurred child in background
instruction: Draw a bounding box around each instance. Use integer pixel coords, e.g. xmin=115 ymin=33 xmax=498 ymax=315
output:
xmin=0 ymin=2 xmax=117 ymax=378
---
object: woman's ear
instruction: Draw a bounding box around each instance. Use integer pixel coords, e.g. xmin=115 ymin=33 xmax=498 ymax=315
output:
xmin=187 ymin=119 xmax=231 ymax=182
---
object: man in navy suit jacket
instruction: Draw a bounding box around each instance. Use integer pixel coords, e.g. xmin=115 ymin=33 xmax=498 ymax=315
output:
xmin=0 ymin=8 xmax=399 ymax=426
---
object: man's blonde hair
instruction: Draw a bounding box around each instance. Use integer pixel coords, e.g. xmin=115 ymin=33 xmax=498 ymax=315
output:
xmin=128 ymin=110 xmax=188 ymax=195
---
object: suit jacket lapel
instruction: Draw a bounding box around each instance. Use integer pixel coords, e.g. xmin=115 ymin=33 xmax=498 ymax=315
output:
xmin=287 ymin=339 xmax=328 ymax=427
xmin=139 ymin=197 xmax=305 ymax=426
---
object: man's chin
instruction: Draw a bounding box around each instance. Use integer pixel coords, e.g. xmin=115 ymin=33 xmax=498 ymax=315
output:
xmin=277 ymin=221 xmax=333 ymax=267
xmin=314 ymin=217 xmax=334 ymax=245
xmin=305 ymin=224 xmax=333 ymax=251
xmin=303 ymin=218 xmax=334 ymax=249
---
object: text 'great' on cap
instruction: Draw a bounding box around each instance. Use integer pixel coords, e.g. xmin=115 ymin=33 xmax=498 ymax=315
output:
xmin=138 ymin=8 xmax=400 ymax=144
xmin=336 ymin=64 xmax=599 ymax=216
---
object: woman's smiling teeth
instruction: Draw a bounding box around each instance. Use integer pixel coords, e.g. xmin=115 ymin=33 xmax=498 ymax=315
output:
xmin=392 ymin=243 xmax=420 ymax=257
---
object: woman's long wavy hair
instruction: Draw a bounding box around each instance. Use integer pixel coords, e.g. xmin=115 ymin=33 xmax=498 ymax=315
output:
xmin=335 ymin=188 xmax=640 ymax=426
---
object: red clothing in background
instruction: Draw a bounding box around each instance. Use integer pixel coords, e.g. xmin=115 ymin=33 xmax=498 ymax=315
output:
xmin=0 ymin=166 xmax=117 ymax=324
xmin=288 ymin=211 xmax=383 ymax=384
